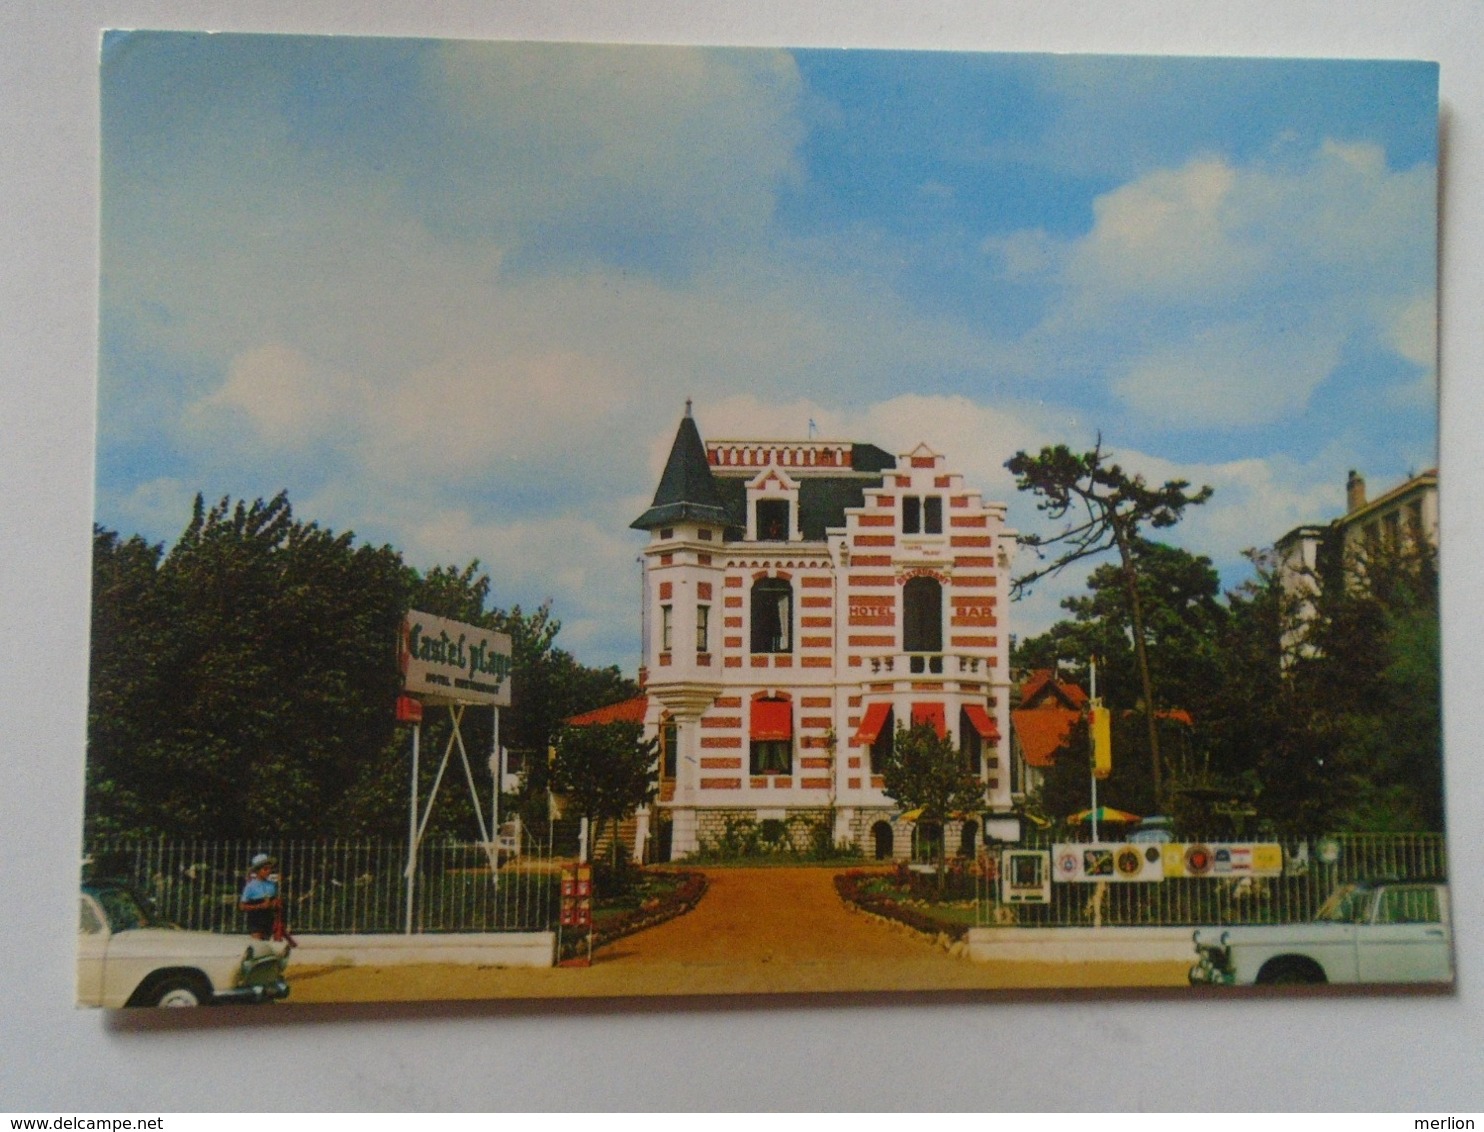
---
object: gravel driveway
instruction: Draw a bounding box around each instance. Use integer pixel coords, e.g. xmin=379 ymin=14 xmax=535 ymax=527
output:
xmin=287 ymin=866 xmax=1188 ymax=1004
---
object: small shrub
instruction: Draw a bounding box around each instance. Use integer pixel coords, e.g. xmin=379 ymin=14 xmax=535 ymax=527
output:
xmin=759 ymin=818 xmax=789 ymax=849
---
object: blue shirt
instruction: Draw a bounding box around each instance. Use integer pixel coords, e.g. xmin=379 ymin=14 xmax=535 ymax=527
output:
xmin=242 ymin=876 xmax=277 ymax=902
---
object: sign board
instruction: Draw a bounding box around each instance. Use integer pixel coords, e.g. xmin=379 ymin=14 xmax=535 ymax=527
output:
xmin=399 ymin=610 xmax=513 ymax=706
xmin=1090 ymin=705 xmax=1112 ymax=780
xmin=1000 ymin=850 xmax=1051 ymax=903
xmin=560 ymin=862 xmax=593 ymax=927
xmin=1052 ymin=842 xmax=1166 ymax=882
xmin=1162 ymin=842 xmax=1283 ymax=878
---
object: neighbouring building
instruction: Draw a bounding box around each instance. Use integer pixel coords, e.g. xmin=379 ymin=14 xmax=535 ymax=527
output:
xmin=624 ymin=404 xmax=1020 ymax=861
xmin=1008 ymin=669 xmax=1088 ymax=802
xmin=1275 ymin=468 xmax=1438 ymax=656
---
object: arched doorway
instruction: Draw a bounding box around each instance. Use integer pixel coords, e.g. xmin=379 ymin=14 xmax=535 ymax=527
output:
xmin=871 ymin=820 xmax=894 ymax=860
xmin=959 ymin=820 xmax=978 ymax=858
xmin=916 ymin=821 xmax=943 ymax=863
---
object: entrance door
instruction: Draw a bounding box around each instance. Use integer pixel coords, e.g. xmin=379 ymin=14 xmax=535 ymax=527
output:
xmin=872 ymin=821 xmax=894 ymax=860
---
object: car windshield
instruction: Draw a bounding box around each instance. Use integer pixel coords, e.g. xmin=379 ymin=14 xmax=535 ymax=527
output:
xmin=91 ymin=886 xmax=164 ymax=932
xmin=1314 ymin=884 xmax=1371 ymax=924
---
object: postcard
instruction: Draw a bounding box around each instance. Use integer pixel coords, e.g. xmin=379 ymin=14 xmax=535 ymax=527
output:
xmin=85 ymin=32 xmax=1444 ymax=1007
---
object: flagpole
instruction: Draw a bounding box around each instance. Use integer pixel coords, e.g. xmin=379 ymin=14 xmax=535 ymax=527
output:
xmin=1089 ymin=656 xmax=1099 ymax=844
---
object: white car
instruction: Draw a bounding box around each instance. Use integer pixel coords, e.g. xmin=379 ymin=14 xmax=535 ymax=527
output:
xmin=78 ymin=882 xmax=291 ymax=1007
xmin=1190 ymin=880 xmax=1452 ymax=986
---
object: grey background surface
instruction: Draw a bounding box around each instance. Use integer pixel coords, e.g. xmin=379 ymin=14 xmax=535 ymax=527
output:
xmin=3 ymin=1 xmax=1481 ymax=1112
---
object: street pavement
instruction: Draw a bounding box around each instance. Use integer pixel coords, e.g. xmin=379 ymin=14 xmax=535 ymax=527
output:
xmin=286 ymin=866 xmax=1189 ymax=1004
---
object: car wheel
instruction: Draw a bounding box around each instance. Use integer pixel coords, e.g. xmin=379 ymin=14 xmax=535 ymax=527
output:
xmin=151 ymin=976 xmax=211 ymax=1007
xmin=1257 ymin=958 xmax=1326 ymax=986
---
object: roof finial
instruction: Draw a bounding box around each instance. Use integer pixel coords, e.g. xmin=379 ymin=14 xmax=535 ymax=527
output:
xmin=685 ymin=398 xmax=693 ymax=418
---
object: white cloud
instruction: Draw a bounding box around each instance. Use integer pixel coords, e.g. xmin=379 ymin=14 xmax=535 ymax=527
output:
xmin=398 ymin=505 xmax=647 ymax=660
xmin=186 ymin=342 xmax=363 ymax=449
xmin=105 ymin=478 xmax=196 ymax=546
xmin=1068 ymin=159 xmax=1259 ymax=299
xmin=982 ymin=227 xmax=1060 ymax=278
xmin=1001 ymin=142 xmax=1437 ymax=424
xmin=1387 ymin=293 xmax=1438 ymax=371
xmin=370 ymin=349 xmax=629 ymax=481
xmin=428 ymin=42 xmax=805 ymax=248
xmin=1113 ymin=322 xmax=1343 ymax=427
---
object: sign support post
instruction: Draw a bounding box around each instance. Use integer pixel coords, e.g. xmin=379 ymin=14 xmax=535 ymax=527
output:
xmin=397 ymin=610 xmax=513 ymax=935
xmin=491 ymin=705 xmax=501 ymax=894
xmin=406 ymin=720 xmax=420 ymax=934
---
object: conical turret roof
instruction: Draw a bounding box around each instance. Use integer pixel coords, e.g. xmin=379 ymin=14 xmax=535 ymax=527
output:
xmin=631 ymin=405 xmax=735 ymax=530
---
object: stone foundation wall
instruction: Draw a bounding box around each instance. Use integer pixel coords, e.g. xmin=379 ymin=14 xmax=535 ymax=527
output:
xmin=847 ymin=811 xmax=983 ymax=862
xmin=692 ymin=807 xmax=836 ymax=853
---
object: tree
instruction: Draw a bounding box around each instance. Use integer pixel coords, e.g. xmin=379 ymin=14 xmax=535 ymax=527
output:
xmin=1266 ymin=534 xmax=1442 ymax=833
xmin=1006 ymin=440 xmax=1213 ymax=801
xmin=879 ymin=722 xmax=985 ymax=889
xmin=87 ymin=492 xmax=638 ymax=840
xmin=551 ymin=721 xmax=658 ymax=864
xmin=87 ymin=493 xmax=411 ymax=839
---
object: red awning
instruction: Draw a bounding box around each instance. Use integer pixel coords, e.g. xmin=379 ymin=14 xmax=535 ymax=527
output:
xmin=751 ymin=698 xmax=793 ymax=741
xmin=910 ymin=702 xmax=947 ymax=739
xmin=853 ymin=702 xmax=893 ymax=745
xmin=962 ymin=703 xmax=999 ymax=742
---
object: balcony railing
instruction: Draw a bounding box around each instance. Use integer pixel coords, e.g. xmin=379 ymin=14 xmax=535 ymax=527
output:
xmin=869 ymin=653 xmax=987 ymax=676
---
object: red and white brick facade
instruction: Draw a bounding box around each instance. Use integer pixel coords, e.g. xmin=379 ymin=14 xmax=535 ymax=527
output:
xmin=635 ymin=419 xmax=1019 ymax=860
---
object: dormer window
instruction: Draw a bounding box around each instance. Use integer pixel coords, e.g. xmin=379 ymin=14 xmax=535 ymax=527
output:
xmin=745 ymin=468 xmax=800 ymax=542
xmin=756 ymin=499 xmax=790 ymax=542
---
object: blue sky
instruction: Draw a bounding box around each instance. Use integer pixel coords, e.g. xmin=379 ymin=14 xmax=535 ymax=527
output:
xmin=97 ymin=33 xmax=1439 ymax=671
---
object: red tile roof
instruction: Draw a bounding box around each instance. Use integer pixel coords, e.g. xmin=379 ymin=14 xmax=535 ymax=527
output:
xmin=1019 ymin=668 xmax=1088 ymax=710
xmin=1012 ymin=706 xmax=1080 ymax=768
xmin=565 ymin=695 xmax=649 ymax=727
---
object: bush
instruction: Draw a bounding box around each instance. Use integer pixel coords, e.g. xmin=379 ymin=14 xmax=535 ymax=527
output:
xmin=695 ymin=813 xmax=863 ymax=863
xmin=833 ymin=870 xmax=971 ymax=942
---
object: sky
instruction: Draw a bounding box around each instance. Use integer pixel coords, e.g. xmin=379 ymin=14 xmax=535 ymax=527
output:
xmin=97 ymin=33 xmax=1439 ymax=673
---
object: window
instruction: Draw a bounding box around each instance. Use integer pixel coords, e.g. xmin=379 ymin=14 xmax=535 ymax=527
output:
xmin=902 ymin=495 xmax=921 ymax=534
xmin=660 ymin=605 xmax=672 ymax=652
xmin=902 ymin=496 xmax=942 ymax=535
xmin=662 ymin=719 xmax=677 ymax=779
xmin=756 ymin=499 xmax=790 ymax=541
xmin=696 ymin=604 xmax=710 ymax=652
xmin=960 ymin=706 xmax=983 ymax=775
xmin=924 ymin=496 xmax=943 ymax=534
xmin=750 ymin=740 xmax=792 ymax=775
xmin=1384 ymin=510 xmax=1401 ymax=548
xmin=750 ymin=578 xmax=793 ymax=653
xmin=869 ymin=708 xmax=895 ymax=774
xmin=1377 ymin=886 xmax=1441 ymax=924
xmin=902 ymin=576 xmax=943 ymax=654
xmin=749 ymin=697 xmax=793 ymax=774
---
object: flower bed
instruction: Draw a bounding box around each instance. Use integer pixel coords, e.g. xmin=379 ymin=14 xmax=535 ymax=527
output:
xmin=560 ymin=869 xmax=708 ymax=959
xmin=833 ymin=869 xmax=975 ymax=942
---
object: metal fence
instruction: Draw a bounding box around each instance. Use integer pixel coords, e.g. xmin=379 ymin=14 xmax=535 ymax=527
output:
xmin=85 ymin=821 xmax=584 ymax=935
xmin=976 ymin=832 xmax=1448 ymax=928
